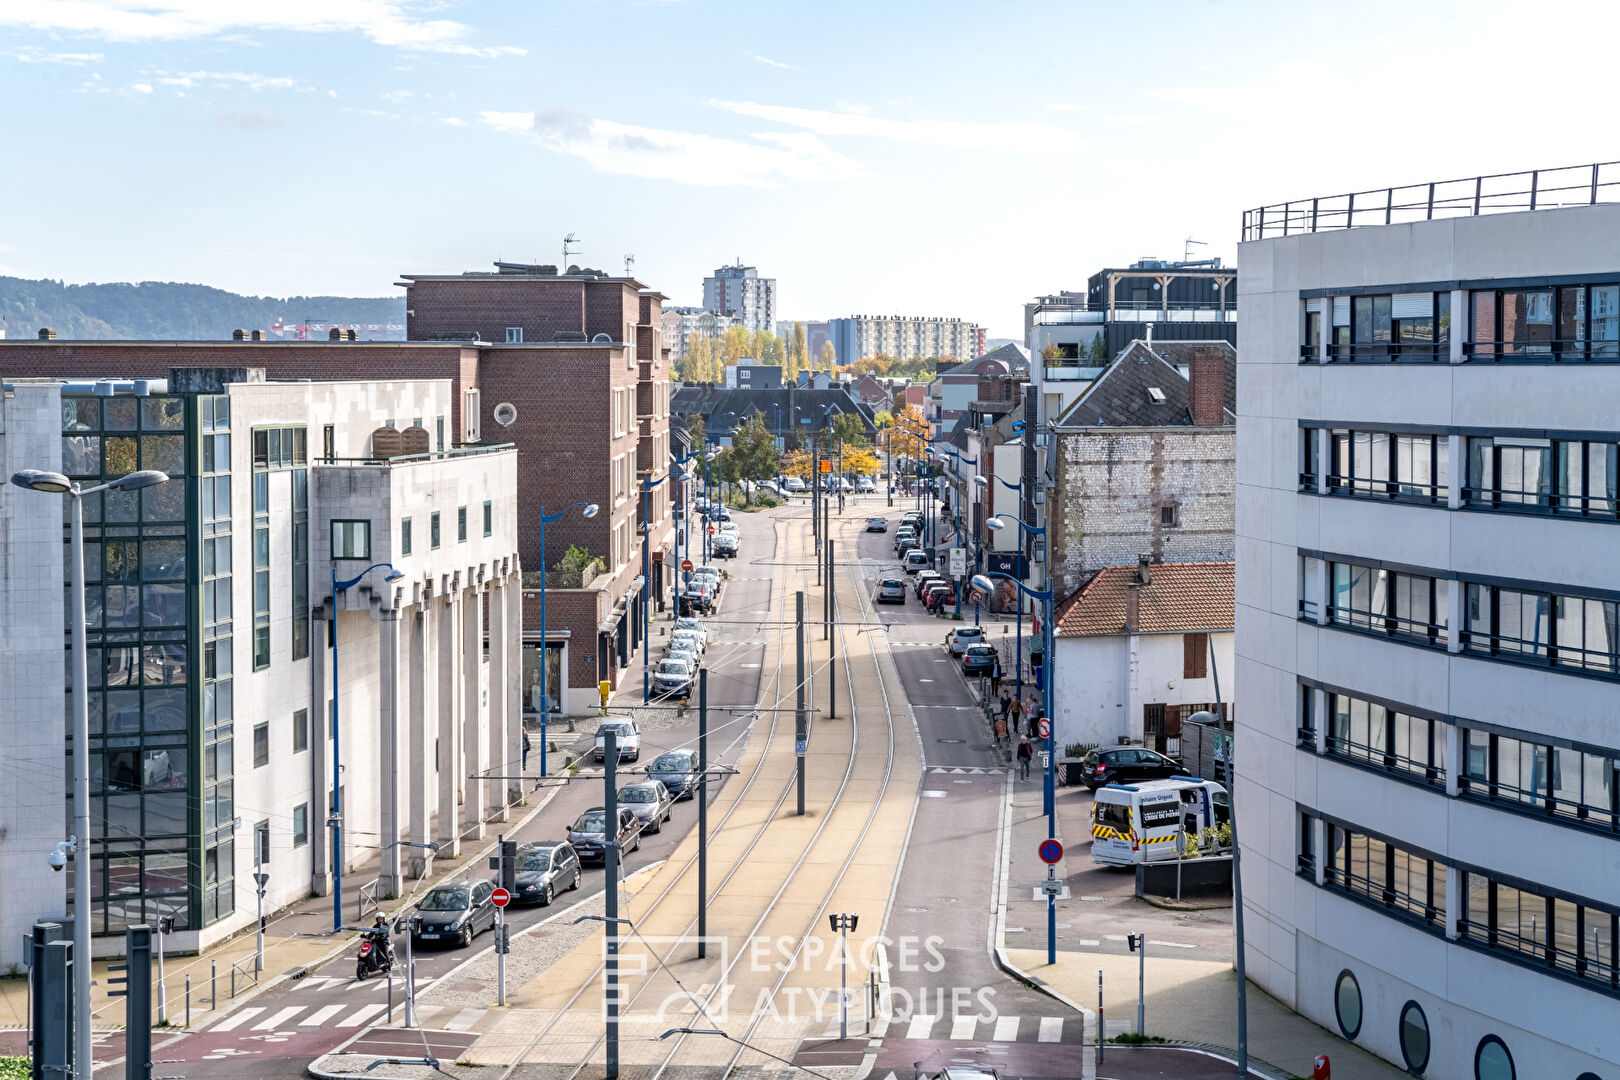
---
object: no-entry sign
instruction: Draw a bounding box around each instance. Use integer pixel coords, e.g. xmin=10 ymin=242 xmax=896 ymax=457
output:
xmin=1037 ymin=717 xmax=1051 ymax=739
xmin=491 ymin=887 xmax=511 ymax=908
xmin=681 ymin=559 xmax=694 ymax=572
xmin=1038 ymin=839 xmax=1063 ymax=865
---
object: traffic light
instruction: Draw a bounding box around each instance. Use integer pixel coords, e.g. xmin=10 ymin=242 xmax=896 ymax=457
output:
xmin=500 ymin=839 xmax=517 ymax=893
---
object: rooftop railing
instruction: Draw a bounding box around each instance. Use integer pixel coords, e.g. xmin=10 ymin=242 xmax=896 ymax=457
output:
xmin=1243 ymin=161 xmax=1620 ymax=241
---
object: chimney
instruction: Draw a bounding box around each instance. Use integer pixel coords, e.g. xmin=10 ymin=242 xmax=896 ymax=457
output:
xmin=329 ymin=327 xmax=343 ymax=341
xmin=38 ymin=327 xmax=56 ymax=340
xmin=1136 ymin=553 xmax=1152 ymax=586
xmin=1144 ymin=324 xmax=1153 ymax=345
xmin=1125 ymin=576 xmax=1141 ymax=633
xmin=232 ymin=329 xmax=247 ymax=341
xmin=1189 ymin=348 xmax=1226 ymax=426
xmin=250 ymin=330 xmax=264 ymax=342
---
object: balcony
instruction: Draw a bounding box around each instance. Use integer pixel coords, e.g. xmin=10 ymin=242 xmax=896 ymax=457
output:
xmin=1042 ymin=361 xmax=1107 ymax=382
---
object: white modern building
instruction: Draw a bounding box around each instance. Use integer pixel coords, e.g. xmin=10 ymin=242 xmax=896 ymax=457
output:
xmin=830 ymin=314 xmax=981 ymax=365
xmin=0 ymin=369 xmax=521 ymax=962
xmin=1237 ymin=167 xmax=1620 ymax=1076
xmin=702 ymin=263 xmax=776 ymax=335
xmin=1052 ymin=558 xmax=1234 ymax=753
xmin=661 ymin=307 xmax=739 ymax=360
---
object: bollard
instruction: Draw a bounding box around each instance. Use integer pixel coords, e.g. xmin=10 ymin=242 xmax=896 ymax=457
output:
xmin=1313 ymin=1054 xmax=1331 ymax=1080
xmin=387 ymin=969 xmax=394 ymax=1024
xmin=186 ymin=974 xmax=191 ymax=1028
xmin=1097 ymin=969 xmax=1104 ymax=1066
xmin=211 ymin=960 xmax=217 ymax=1008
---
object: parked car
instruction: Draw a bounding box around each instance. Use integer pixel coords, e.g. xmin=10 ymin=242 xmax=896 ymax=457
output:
xmin=945 ymin=625 xmax=985 ymax=655
xmin=511 ymin=841 xmax=582 ymax=907
xmin=876 ymin=577 xmax=907 ymax=604
xmin=646 ymin=749 xmax=701 ymax=799
xmin=903 ymin=549 xmax=931 ymax=574
xmin=702 ymin=505 xmax=732 ymax=522
xmin=666 ymin=641 xmax=700 ymax=668
xmin=914 ymin=570 xmax=945 ymax=597
xmin=411 ymin=879 xmax=497 ymax=948
xmin=713 ymin=533 xmax=738 ymax=558
xmin=783 ymin=476 xmax=806 ymax=493
xmin=653 ymin=657 xmax=694 ymax=698
xmin=856 ymin=477 xmax=875 ymax=493
xmin=593 ymin=718 xmax=642 ymax=762
xmin=866 ymin=517 xmax=888 ymax=533
xmin=961 ymin=644 xmax=998 ymax=676
xmin=683 ymin=583 xmax=714 ymax=614
xmin=617 ymin=780 xmax=675 ymax=834
xmin=1079 ymin=745 xmax=1186 ymax=791
xmin=673 ymin=617 xmax=708 ymax=646
xmin=920 ymin=582 xmax=953 ymax=611
xmin=671 ymin=628 xmax=706 ymax=655
xmin=567 ymin=806 xmax=643 ymax=865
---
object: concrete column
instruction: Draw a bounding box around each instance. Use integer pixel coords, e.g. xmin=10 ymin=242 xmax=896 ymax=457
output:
xmin=1449 ymin=290 xmax=1467 ymax=364
xmin=1444 ymin=723 xmax=1462 ymax=798
xmin=461 ymin=581 xmax=487 ymax=835
xmin=407 ymin=607 xmax=433 ymax=878
xmin=1313 ymin=558 xmax=1330 ymax=627
xmin=1312 ymin=815 xmax=1327 ymax=887
xmin=505 ymin=571 xmax=523 ymax=808
xmin=486 ymin=577 xmax=510 ymax=822
xmin=1315 ymin=427 xmax=1331 ymax=494
xmin=1444 ymin=865 xmax=1462 ymax=940
xmin=436 ymin=588 xmax=462 ymax=857
xmin=1447 ymin=434 xmax=1465 ymax=509
xmin=1446 ymin=578 xmax=1464 ymax=653
xmin=377 ymin=608 xmax=402 ymax=897
xmin=309 ymin=609 xmax=332 ymax=897
xmin=1312 ymin=686 xmax=1328 ymax=755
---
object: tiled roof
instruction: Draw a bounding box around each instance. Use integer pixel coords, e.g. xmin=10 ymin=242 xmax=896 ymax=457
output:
xmin=1054 ymin=340 xmax=1234 ymax=429
xmin=1055 ymin=561 xmax=1234 ymax=637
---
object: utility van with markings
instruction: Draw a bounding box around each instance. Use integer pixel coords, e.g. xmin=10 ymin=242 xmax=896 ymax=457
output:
xmin=1089 ymin=777 xmax=1229 ymax=867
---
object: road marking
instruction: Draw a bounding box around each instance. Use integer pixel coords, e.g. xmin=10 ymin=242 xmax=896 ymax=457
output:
xmin=949 ymin=1015 xmax=976 ymax=1040
xmin=1074 ymin=939 xmax=1101 ymax=947
xmin=445 ymin=1006 xmax=486 ymax=1031
xmin=992 ymin=1015 xmax=1019 ymax=1041
xmin=337 ymin=1003 xmax=388 ymax=1028
xmin=252 ymin=1006 xmax=303 ymax=1031
xmin=1149 ymin=940 xmax=1198 ymax=949
xmin=210 ymin=1007 xmax=264 ymax=1032
xmin=300 ymin=1004 xmax=347 ymax=1026
xmin=1038 ymin=1016 xmax=1063 ymax=1043
xmin=906 ymin=1015 xmax=936 ymax=1040
xmin=919 ymin=678 xmax=935 ymax=683
xmin=922 ymin=791 xmax=946 ymax=798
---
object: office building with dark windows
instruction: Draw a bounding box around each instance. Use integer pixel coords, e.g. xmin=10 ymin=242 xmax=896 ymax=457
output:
xmin=0 ymin=370 xmax=520 ymax=961
xmin=1237 ymin=164 xmax=1620 ymax=1076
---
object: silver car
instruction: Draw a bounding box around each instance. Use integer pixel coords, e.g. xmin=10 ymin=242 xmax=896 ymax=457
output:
xmin=617 ymin=780 xmax=674 ymax=834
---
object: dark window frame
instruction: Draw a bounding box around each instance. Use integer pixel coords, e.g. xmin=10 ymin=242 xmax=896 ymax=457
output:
xmin=330 ymin=519 xmax=372 ymax=561
xmin=1328 ymin=428 xmax=1449 ymax=504
xmin=1467 ymin=282 xmax=1620 ymax=364
xmin=252 ymin=721 xmax=269 ymax=768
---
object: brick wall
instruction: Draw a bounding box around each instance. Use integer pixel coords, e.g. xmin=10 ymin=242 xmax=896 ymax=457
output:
xmin=1049 ymin=427 xmax=1236 ymax=599
xmin=406 ymin=276 xmax=639 ymax=345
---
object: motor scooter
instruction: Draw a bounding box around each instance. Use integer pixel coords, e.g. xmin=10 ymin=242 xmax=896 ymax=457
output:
xmin=355 ymin=925 xmax=394 ymax=980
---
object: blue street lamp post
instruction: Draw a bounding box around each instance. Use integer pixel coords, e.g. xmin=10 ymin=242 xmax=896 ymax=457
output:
xmin=330 ymin=560 xmax=405 ymax=932
xmin=985 ymin=512 xmax=1046 ymax=717
xmin=536 ymin=502 xmax=599 ymax=780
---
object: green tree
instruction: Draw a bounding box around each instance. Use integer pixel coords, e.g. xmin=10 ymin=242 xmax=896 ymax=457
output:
xmin=818 ymin=340 xmax=837 ymax=371
xmin=720 ymin=414 xmax=778 ymax=504
xmin=830 ymin=412 xmax=869 ymax=447
xmin=1089 ymin=334 xmax=1109 ymax=360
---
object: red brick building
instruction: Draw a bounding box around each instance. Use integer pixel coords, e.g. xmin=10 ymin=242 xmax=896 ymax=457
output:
xmin=0 ymin=261 xmax=674 ymax=714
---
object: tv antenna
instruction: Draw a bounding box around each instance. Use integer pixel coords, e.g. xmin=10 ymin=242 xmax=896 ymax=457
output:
xmin=1184 ymin=237 xmax=1208 ymax=263
xmin=563 ymin=233 xmax=580 ymax=269
xmin=624 ymin=254 xmax=635 ymax=277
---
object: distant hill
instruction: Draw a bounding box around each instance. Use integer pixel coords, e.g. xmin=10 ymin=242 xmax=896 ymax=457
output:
xmin=0 ymin=276 xmax=405 ymax=341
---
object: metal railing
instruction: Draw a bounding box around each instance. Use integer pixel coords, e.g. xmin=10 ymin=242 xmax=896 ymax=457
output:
xmin=1244 ymin=160 xmax=1620 ymax=240
xmin=1323 ymin=342 xmax=1446 ymax=364
xmin=358 ymin=877 xmax=381 ymax=922
xmin=319 ymin=442 xmax=517 ymax=467
xmin=1323 ymin=865 xmax=1441 ymax=926
xmin=230 ymin=955 xmax=259 ymax=998
xmin=1461 ymin=485 xmax=1619 ymax=518
xmin=1458 ymin=773 xmax=1620 ymax=832
xmin=1459 ymin=916 xmax=1618 ymax=988
xmin=1461 ymin=629 xmax=1620 ymax=677
xmin=1326 ymin=473 xmax=1448 ymax=504
xmin=1464 ymin=339 xmax=1620 ymax=363
xmin=1324 ymin=734 xmax=1445 ymax=785
xmin=1328 ymin=604 xmax=1448 ymax=646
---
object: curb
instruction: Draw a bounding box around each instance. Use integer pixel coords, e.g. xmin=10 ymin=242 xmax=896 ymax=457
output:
xmin=1098 ymin=1039 xmax=1292 ymax=1080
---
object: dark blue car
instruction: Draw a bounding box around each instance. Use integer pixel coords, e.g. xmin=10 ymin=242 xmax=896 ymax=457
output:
xmin=646 ymin=749 xmax=701 ymax=800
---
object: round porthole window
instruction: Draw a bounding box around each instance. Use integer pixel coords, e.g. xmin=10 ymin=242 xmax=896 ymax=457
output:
xmin=1576 ymin=1074 xmax=1603 ymax=1080
xmin=1334 ymin=969 xmax=1362 ymax=1040
xmin=1399 ymin=1001 xmax=1430 ymax=1072
xmin=1475 ymin=1035 xmax=1515 ymax=1080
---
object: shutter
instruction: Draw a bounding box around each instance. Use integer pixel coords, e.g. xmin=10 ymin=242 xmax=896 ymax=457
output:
xmin=1332 ymin=297 xmax=1350 ymax=326
xmin=1305 ymin=298 xmax=1324 ymax=314
xmin=1391 ymin=292 xmax=1432 ymax=319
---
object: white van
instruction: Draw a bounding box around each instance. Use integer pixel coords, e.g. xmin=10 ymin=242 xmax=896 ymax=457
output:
xmin=1089 ymin=777 xmax=1228 ymax=867
xmin=903 ymin=549 xmax=931 ymax=574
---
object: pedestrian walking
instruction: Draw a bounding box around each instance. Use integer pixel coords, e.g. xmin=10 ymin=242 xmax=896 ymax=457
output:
xmin=1016 ymin=736 xmax=1033 ymax=780
xmin=997 ymin=690 xmax=1012 ymax=723
xmin=989 ymin=657 xmax=1003 ymax=698
xmin=993 ymin=714 xmax=1009 ymax=747
xmin=522 ymin=729 xmax=532 ymax=772
xmin=1025 ymin=696 xmax=1041 ymax=738
xmin=1008 ymin=695 xmax=1023 ymax=732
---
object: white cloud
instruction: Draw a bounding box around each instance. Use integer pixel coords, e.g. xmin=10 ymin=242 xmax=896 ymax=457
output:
xmin=441 ymin=116 xmax=468 ymax=126
xmin=710 ymin=99 xmax=1086 ymax=155
xmin=217 ymin=109 xmax=288 ymax=129
xmin=147 ymin=68 xmax=304 ymax=91
xmin=130 ymin=81 xmax=152 ymax=93
xmin=0 ymin=0 xmax=523 ymax=57
xmin=7 ymin=45 xmax=104 ymax=64
xmin=1045 ymin=103 xmax=1087 ymax=112
xmin=477 ymin=108 xmax=866 ymax=189
xmin=1109 ymin=112 xmax=1159 ymax=126
xmin=380 ymin=88 xmax=412 ymax=103
xmin=741 ymin=49 xmax=796 ymax=70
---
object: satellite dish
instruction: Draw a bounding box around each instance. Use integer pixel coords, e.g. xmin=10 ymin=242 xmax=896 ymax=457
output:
xmin=591 ymin=333 xmax=613 ymax=343
xmin=493 ymin=402 xmax=518 ymax=427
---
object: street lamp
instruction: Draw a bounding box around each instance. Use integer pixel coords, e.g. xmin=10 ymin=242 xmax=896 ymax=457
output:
xmin=972 ymin=567 xmax=1055 ymax=826
xmin=986 ymin=514 xmax=1046 ymax=705
xmin=329 ymin=560 xmax=405 ymax=932
xmin=11 ymin=465 xmax=169 ymax=1078
xmin=536 ymin=502 xmax=598 ymax=779
xmin=641 ymin=470 xmax=677 ymax=705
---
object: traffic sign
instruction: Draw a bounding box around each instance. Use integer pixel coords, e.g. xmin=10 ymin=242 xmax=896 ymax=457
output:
xmin=968 ymin=589 xmax=983 ymax=604
xmin=1037 ymin=717 xmax=1051 ymax=739
xmin=795 ymin=739 xmax=807 ymax=756
xmin=491 ymin=887 xmax=511 ymax=908
xmin=819 ymin=459 xmax=832 ymax=473
xmin=949 ymin=547 xmax=966 ymax=576
xmin=708 ymin=525 xmax=715 ymax=535
xmin=1038 ymin=839 xmax=1063 ymax=864
xmin=681 ymin=558 xmax=693 ymax=572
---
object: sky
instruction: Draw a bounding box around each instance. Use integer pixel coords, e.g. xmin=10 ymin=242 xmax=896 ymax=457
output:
xmin=4 ymin=0 xmax=1620 ymax=339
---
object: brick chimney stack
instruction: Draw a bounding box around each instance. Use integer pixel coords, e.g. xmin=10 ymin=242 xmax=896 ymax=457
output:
xmin=1189 ymin=348 xmax=1226 ymax=426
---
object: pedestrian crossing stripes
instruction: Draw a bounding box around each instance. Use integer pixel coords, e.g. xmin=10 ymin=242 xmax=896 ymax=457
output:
xmin=208 ymin=999 xmax=410 ymax=1033
xmin=881 ymin=1013 xmax=1074 ymax=1044
xmin=926 ymin=766 xmax=1001 ymax=775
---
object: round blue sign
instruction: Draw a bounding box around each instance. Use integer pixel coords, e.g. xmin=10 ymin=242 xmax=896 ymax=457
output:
xmin=1038 ymin=839 xmax=1063 ymax=864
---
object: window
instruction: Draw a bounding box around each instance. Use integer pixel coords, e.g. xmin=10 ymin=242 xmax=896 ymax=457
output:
xmin=1297 ymin=808 xmax=1316 ymax=874
xmin=1460 ymin=727 xmax=1618 ymax=830
xmin=1300 ymin=556 xmax=1323 ymax=620
xmin=1334 ymin=969 xmax=1362 ymax=1039
xmin=254 ymin=820 xmax=270 ymax=867
xmin=1474 ymin=1036 xmax=1516 ymax=1080
xmin=1159 ymin=504 xmax=1179 ymax=527
xmin=1326 ymin=691 xmax=1446 ymax=784
xmin=1302 ymin=306 xmax=1322 ymax=360
xmin=505 ymin=327 xmax=523 ymax=343
xmin=253 ymin=523 xmax=271 ymax=670
xmin=457 ymin=506 xmax=467 ymax=543
xmin=1398 ymin=1001 xmax=1430 ymax=1073
xmin=291 ymin=469 xmax=308 ymax=661
xmin=1467 ymin=436 xmax=1618 ymax=517
xmin=1183 ymin=633 xmax=1208 ymax=679
xmin=430 ymin=512 xmax=441 ymax=549
xmin=1328 ymin=429 xmax=1448 ymax=502
xmin=463 ymin=389 xmax=481 ymax=443
xmin=1297 ymin=685 xmax=1316 ymax=746
xmin=251 ymin=425 xmax=307 ymax=470
xmin=1324 ymin=821 xmax=1443 ymax=926
xmin=292 ymin=803 xmax=308 ymax=847
xmin=401 ymin=517 xmax=413 ymax=556
xmin=436 ymin=417 xmax=445 ymax=452
xmin=1300 ymin=428 xmax=1320 ymax=489
xmin=1465 ymin=582 xmax=1619 ymax=676
xmin=322 ymin=424 xmax=335 ymax=462
xmin=253 ymin=722 xmax=269 ymax=767
xmin=331 ymin=520 xmax=371 ymax=560
xmin=292 ymin=708 xmax=308 ymax=753
xmin=1465 ymin=867 xmax=1620 ymax=992
xmin=483 ymin=500 xmax=493 ymax=537
xmin=1328 ymin=561 xmax=1446 ymax=645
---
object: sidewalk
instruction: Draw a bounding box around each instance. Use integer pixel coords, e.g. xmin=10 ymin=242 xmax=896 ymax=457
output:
xmin=998 ymin=780 xmax=1410 ymax=1080
xmin=0 ymin=764 xmax=565 ymax=1039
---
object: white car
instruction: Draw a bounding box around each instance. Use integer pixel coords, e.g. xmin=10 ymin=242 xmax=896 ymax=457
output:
xmin=673 ymin=617 xmax=708 ymax=647
xmin=667 ymin=641 xmax=700 ymax=667
xmin=945 ymin=625 xmax=985 ymax=656
xmin=783 ymin=477 xmax=806 ymax=493
xmin=856 ymin=477 xmax=875 ymax=493
xmin=671 ymin=628 xmax=706 ymax=655
xmin=593 ymin=718 xmax=641 ymax=762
